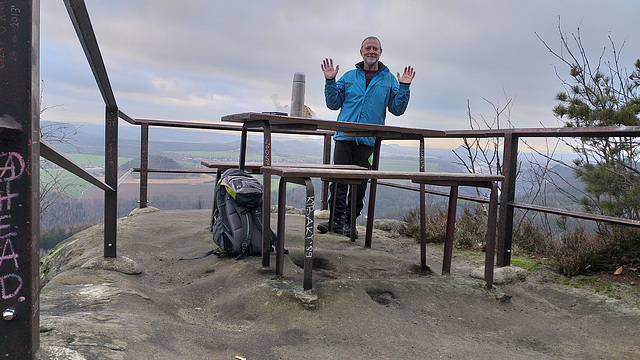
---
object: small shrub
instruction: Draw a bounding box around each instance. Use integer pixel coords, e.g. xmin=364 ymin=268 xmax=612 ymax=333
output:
xmin=399 ymin=205 xmax=490 ymax=249
xmin=512 ymin=220 xmax=553 ymax=256
xmin=453 ymin=207 xmax=488 ymax=250
xmin=548 ymin=226 xmax=608 ymax=276
xmin=398 ymin=207 xmax=447 ymax=244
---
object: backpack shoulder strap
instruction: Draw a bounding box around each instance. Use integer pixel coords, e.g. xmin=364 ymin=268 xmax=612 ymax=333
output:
xmin=227 ymin=198 xmax=253 ymax=260
xmin=179 ymin=248 xmax=219 ymax=260
xmin=250 ymin=204 xmax=277 ymax=246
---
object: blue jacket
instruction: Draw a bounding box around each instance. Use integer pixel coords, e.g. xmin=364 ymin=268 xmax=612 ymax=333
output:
xmin=325 ymin=61 xmax=410 ymax=146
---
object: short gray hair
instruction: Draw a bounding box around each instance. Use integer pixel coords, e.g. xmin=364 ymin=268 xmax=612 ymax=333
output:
xmin=361 ymin=36 xmax=382 ymax=50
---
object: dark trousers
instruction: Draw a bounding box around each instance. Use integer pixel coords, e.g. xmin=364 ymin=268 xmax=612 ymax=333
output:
xmin=329 ymin=140 xmax=373 ymax=222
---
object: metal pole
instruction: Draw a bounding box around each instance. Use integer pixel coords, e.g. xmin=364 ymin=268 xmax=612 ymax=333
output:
xmin=290 ymin=72 xmax=305 ymax=117
xmin=364 ymin=138 xmax=382 ymax=248
xmin=139 ymin=123 xmax=149 ymax=208
xmin=321 ymin=133 xmax=332 ymax=210
xmin=484 ymin=182 xmax=499 ymax=289
xmin=497 ymin=133 xmax=518 ymax=266
xmin=261 ymin=121 xmax=272 ymax=268
xmin=303 ymin=178 xmax=314 ymax=291
xmin=419 ymin=138 xmax=426 ymax=270
xmin=442 ymin=186 xmax=459 ymax=274
xmin=0 ymin=0 xmax=41 ymax=358
xmin=104 ymin=106 xmax=118 ymax=258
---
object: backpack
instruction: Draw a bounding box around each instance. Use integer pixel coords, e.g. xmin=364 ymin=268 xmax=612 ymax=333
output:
xmin=181 ymin=168 xmax=276 ymax=260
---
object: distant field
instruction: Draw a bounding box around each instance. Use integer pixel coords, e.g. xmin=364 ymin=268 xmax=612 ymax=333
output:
xmin=63 ymin=153 xmax=134 ymax=167
xmin=41 ymin=154 xmax=133 ymax=198
xmin=40 ymin=168 xmax=104 ymax=198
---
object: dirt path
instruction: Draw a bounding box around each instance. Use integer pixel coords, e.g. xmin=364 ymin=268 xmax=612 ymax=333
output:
xmin=39 ymin=209 xmax=640 ymax=359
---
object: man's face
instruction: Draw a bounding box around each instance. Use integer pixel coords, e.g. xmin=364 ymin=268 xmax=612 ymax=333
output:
xmin=360 ymin=39 xmax=382 ymax=67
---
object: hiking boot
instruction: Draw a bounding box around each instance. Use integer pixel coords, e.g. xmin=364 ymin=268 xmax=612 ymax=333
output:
xmin=334 ymin=223 xmax=358 ymax=239
xmin=317 ymin=221 xmax=329 ymax=234
xmin=317 ymin=217 xmax=345 ymax=234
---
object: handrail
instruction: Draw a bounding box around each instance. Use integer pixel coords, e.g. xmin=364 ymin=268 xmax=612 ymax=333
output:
xmin=444 ymin=125 xmax=640 ymax=138
xmin=378 ymin=181 xmax=640 ymax=228
xmin=118 ymin=168 xmax=135 ymax=186
xmin=64 ymin=0 xmax=117 ymax=109
xmin=511 ymin=202 xmax=640 ymax=228
xmin=118 ymin=110 xmax=137 ymax=125
xmin=40 ymin=139 xmax=114 ymax=193
xmin=377 ymin=180 xmax=493 ymax=204
xmin=132 ymin=167 xmax=219 ymax=174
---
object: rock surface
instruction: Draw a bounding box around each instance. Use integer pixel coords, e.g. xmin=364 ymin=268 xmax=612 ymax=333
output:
xmin=38 ymin=209 xmax=640 ymax=359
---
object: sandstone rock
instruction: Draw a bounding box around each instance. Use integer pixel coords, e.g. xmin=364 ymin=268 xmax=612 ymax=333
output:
xmin=470 ymin=265 xmax=528 ymax=284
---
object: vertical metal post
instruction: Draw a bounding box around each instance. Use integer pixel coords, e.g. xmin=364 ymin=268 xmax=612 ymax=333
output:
xmin=364 ymin=138 xmax=382 ymax=248
xmin=484 ymin=182 xmax=499 ymax=289
xmin=497 ymin=132 xmax=518 ymax=266
xmin=275 ymin=177 xmax=287 ymax=276
xmin=0 ymin=0 xmax=41 ymax=358
xmin=104 ymin=106 xmax=118 ymax=258
xmin=321 ymin=133 xmax=332 ymax=210
xmin=442 ymin=185 xmax=459 ymax=274
xmin=419 ymin=138 xmax=426 ymax=270
xmin=239 ymin=125 xmax=248 ymax=171
xmin=303 ymin=178 xmax=314 ymax=291
xmin=261 ymin=121 xmax=272 ymax=268
xmin=139 ymin=123 xmax=149 ymax=208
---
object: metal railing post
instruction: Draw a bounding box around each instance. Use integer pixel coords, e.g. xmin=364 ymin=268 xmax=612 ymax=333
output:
xmin=0 ymin=0 xmax=41 ymax=358
xmin=139 ymin=123 xmax=149 ymax=208
xmin=104 ymin=106 xmax=118 ymax=258
xmin=321 ymin=133 xmax=332 ymax=210
xmin=497 ymin=132 xmax=518 ymax=266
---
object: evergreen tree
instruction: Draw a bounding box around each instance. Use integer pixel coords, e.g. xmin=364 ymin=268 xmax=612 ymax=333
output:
xmin=540 ymin=25 xmax=640 ymax=222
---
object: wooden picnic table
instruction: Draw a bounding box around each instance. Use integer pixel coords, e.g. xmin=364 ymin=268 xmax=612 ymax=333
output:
xmin=220 ymin=112 xmax=447 ymax=269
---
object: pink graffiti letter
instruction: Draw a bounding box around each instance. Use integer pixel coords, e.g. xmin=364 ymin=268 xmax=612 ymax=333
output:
xmin=0 ymin=152 xmax=25 ymax=182
xmin=1 ymin=273 xmax=23 ymax=299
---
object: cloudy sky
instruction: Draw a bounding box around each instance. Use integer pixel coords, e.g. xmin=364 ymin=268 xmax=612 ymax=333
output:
xmin=40 ymin=0 xmax=640 ymax=144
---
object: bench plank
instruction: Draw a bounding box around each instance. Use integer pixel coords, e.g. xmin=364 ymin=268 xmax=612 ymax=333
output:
xmin=264 ymin=166 xmax=503 ymax=183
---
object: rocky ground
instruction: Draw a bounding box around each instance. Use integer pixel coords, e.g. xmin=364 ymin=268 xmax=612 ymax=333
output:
xmin=38 ymin=208 xmax=640 ymax=359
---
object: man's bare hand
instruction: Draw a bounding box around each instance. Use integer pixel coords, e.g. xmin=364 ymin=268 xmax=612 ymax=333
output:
xmin=321 ymin=58 xmax=340 ymax=80
xmin=397 ymin=66 xmax=415 ymax=84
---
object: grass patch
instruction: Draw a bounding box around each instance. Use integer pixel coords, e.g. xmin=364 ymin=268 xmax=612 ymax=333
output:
xmin=65 ymin=153 xmax=133 ymax=167
xmin=511 ymin=257 xmax=539 ymax=272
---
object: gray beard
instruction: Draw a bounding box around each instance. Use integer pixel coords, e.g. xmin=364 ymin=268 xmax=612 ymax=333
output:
xmin=363 ymin=57 xmax=378 ymax=67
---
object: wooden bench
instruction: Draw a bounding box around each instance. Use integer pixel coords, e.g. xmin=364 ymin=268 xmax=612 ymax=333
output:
xmin=200 ymin=161 xmax=366 ymax=231
xmin=262 ymin=166 xmax=503 ymax=291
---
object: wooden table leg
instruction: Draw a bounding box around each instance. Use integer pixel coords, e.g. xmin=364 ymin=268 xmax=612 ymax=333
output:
xmin=484 ymin=182 xmax=499 ymax=289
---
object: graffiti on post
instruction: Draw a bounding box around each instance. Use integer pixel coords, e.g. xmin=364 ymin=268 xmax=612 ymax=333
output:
xmin=0 ymin=152 xmax=25 ymax=302
xmin=304 ymin=195 xmax=314 ymax=258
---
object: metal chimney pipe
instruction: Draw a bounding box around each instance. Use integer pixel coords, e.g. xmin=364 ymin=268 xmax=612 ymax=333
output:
xmin=290 ymin=72 xmax=306 ymax=117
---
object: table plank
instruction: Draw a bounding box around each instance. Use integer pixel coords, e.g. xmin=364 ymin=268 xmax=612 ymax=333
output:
xmin=221 ymin=112 xmax=446 ymax=139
